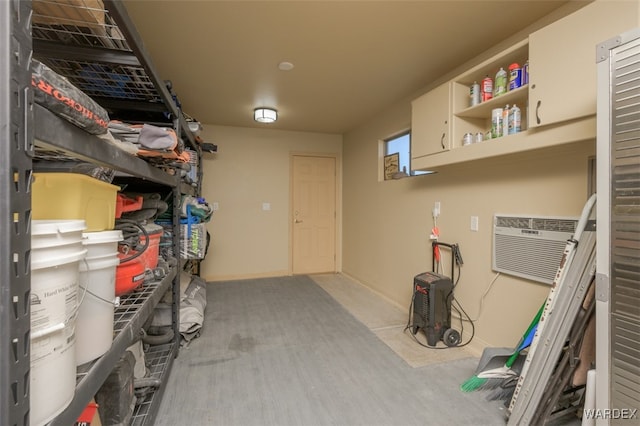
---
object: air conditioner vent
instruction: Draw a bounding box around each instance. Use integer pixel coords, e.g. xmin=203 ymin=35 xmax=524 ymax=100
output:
xmin=495 ymin=216 xmax=532 ymax=229
xmin=531 ymin=218 xmax=577 ymax=233
xmin=493 ymin=214 xmax=578 ymax=284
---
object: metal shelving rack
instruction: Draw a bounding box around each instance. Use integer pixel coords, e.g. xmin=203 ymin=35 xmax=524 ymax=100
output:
xmin=49 ymin=270 xmax=177 ymax=426
xmin=3 ymin=1 xmax=201 ymax=424
xmin=1 ymin=1 xmax=33 ymax=425
xmin=31 ymin=0 xmax=199 ymax=152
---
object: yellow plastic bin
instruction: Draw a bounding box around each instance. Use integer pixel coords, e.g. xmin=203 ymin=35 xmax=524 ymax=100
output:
xmin=32 ymin=173 xmax=119 ymax=232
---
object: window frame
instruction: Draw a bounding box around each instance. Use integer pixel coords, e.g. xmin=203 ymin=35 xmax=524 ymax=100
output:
xmin=381 ymin=129 xmax=427 ymax=179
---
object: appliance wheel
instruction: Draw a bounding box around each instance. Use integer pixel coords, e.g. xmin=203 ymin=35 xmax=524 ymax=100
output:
xmin=443 ymin=328 xmax=461 ymax=347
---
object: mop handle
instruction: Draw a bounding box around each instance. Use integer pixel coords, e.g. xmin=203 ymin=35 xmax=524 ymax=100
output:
xmin=506 ymin=302 xmax=545 ymax=367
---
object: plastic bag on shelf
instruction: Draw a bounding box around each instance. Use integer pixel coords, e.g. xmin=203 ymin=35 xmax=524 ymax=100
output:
xmin=179 ymin=195 xmax=213 ymax=222
xmin=31 ymin=59 xmax=110 ymax=135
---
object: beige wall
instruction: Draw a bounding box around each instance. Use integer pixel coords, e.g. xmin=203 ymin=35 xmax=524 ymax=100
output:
xmin=196 ymin=1 xmax=602 ymax=354
xmin=339 ymin=0 xmax=600 ymax=355
xmin=199 ymin=125 xmax=342 ymax=281
xmin=198 ymin=114 xmax=595 ymax=355
xmin=342 ymin=97 xmax=595 ymax=354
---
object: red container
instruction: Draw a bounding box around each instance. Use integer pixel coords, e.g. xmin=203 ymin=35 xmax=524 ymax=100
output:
xmin=115 ymin=194 xmax=143 ymax=219
xmin=115 ymin=254 xmax=145 ymax=296
xmin=115 ymin=223 xmax=163 ymax=296
xmin=139 ymin=224 xmax=162 ymax=270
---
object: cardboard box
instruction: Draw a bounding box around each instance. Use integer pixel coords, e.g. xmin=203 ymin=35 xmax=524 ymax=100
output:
xmin=32 ymin=0 xmax=105 ymax=29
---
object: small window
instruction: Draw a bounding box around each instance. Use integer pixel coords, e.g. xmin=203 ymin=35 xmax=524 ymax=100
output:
xmin=383 ymin=131 xmax=427 ymax=178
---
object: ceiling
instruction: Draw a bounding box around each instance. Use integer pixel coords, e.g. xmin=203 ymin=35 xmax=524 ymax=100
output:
xmin=123 ymin=1 xmax=577 ymax=135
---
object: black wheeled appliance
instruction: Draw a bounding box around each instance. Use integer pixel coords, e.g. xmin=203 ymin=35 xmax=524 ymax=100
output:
xmin=410 ymin=242 xmax=463 ymax=347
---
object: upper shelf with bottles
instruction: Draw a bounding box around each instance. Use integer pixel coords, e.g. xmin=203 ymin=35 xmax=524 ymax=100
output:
xmin=451 ymin=40 xmax=529 ymax=119
xmin=450 ymin=38 xmax=529 ymax=144
xmin=31 ymin=0 xmax=198 ymax=151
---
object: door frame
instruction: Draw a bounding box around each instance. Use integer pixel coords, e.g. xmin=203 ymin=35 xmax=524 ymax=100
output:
xmin=289 ymin=152 xmax=342 ymax=275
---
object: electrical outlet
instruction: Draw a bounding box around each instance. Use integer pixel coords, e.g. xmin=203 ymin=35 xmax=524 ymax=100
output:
xmin=212 ymin=202 xmax=219 ymax=211
xmin=470 ymin=216 xmax=479 ymax=232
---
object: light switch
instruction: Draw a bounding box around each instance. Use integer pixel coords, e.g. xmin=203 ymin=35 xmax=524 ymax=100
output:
xmin=262 ymin=202 xmax=271 ymax=211
xmin=470 ymin=216 xmax=479 ymax=232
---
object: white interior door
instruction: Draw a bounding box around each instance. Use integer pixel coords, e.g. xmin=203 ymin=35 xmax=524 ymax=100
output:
xmin=292 ymin=155 xmax=336 ymax=274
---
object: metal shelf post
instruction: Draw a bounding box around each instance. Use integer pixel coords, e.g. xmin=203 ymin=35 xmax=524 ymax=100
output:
xmin=1 ymin=1 xmax=34 ymax=424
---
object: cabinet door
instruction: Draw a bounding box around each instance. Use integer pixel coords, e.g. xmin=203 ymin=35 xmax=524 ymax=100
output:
xmin=411 ymin=82 xmax=451 ymax=158
xmin=529 ymin=0 xmax=639 ymax=128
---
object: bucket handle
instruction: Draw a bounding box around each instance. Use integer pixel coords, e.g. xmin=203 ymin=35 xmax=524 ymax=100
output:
xmin=78 ymin=285 xmax=120 ymax=307
xmin=31 ymin=322 xmax=66 ymax=340
xmin=68 ymin=256 xmax=93 ymax=325
xmin=77 ymin=256 xmax=121 ymax=310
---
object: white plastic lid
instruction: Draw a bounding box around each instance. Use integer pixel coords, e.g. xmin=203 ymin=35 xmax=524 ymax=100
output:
xmin=32 ymin=219 xmax=87 ymax=236
xmin=31 ymin=248 xmax=87 ymax=270
xmin=82 ymin=230 xmax=124 ymax=245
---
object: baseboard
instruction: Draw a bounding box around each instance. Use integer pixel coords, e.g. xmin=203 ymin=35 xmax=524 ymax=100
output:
xmin=204 ymin=270 xmax=290 ymax=282
xmin=340 ymin=270 xmax=410 ymax=314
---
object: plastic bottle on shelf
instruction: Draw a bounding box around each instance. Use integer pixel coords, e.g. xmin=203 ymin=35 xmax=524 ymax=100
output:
xmin=508 ymin=104 xmax=521 ymax=135
xmin=502 ymin=105 xmax=509 ymax=137
xmin=491 ymin=108 xmax=503 ymax=139
xmin=494 ymin=67 xmax=507 ymax=97
xmin=470 ymin=81 xmax=481 ymax=107
xmin=481 ymin=75 xmax=493 ymax=102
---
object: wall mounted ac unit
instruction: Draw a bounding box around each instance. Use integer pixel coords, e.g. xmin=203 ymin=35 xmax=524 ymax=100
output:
xmin=493 ymin=215 xmax=578 ymax=284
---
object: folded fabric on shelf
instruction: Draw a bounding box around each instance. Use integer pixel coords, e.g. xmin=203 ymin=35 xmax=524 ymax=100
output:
xmin=138 ymin=123 xmax=177 ymax=150
xmin=108 ymin=121 xmax=188 ymax=161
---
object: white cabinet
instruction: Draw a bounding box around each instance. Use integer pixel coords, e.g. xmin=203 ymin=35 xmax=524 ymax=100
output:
xmin=528 ymin=0 xmax=640 ymax=128
xmin=411 ymin=82 xmax=451 ymax=159
xmin=411 ymin=0 xmax=639 ymax=171
xmin=412 ymin=39 xmax=533 ymax=172
xmin=451 ymin=39 xmax=529 ymax=148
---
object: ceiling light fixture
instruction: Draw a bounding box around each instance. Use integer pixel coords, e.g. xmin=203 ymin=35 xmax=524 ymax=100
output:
xmin=254 ymin=107 xmax=278 ymax=123
xmin=278 ymin=61 xmax=294 ymax=71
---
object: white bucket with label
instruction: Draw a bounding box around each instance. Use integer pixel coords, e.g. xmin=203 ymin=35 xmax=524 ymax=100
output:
xmin=31 ymin=220 xmax=86 ymax=426
xmin=75 ymin=230 xmax=123 ymax=365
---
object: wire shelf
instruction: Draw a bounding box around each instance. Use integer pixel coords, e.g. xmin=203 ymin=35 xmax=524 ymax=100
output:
xmin=74 ymin=277 xmax=165 ymax=378
xmin=32 ymin=0 xmax=168 ymax=111
xmin=32 ymin=0 xmax=130 ymax=51
xmin=130 ymin=343 xmax=175 ymax=426
xmin=114 ymin=281 xmax=161 ymax=333
xmin=38 ymin=57 xmax=161 ymax=103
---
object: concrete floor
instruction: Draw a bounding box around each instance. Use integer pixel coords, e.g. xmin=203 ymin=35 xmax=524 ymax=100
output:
xmin=310 ymin=273 xmax=475 ymax=368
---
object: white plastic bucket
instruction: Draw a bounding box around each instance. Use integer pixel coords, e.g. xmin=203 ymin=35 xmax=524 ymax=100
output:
xmin=82 ymin=230 xmax=123 ymax=257
xmin=75 ymin=230 xmax=122 ymax=365
xmin=76 ymin=254 xmax=120 ymax=365
xmin=31 ymin=219 xmax=85 ymax=259
xmin=31 ymin=220 xmax=86 ymax=426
